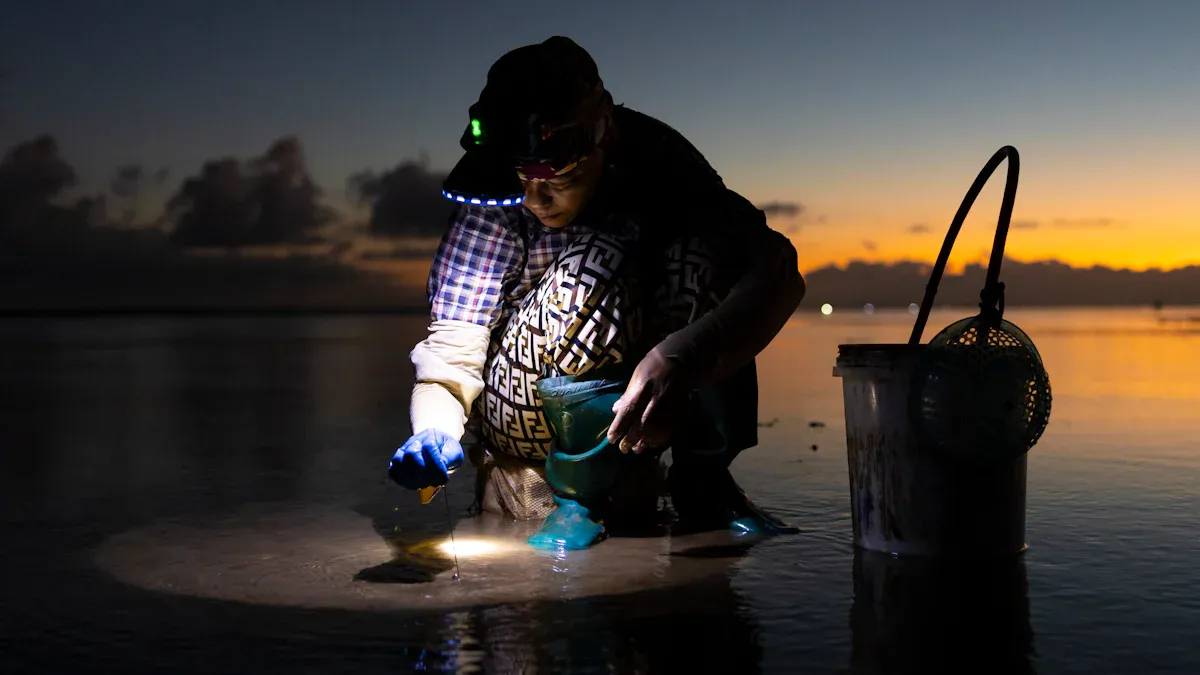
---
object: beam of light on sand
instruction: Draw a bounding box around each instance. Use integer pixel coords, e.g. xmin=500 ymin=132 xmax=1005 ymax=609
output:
xmin=91 ymin=503 xmax=751 ymax=612
xmin=438 ymin=538 xmax=511 ymax=558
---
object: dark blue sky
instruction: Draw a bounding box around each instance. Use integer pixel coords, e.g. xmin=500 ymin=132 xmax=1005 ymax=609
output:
xmin=3 ymin=0 xmax=1198 ymax=268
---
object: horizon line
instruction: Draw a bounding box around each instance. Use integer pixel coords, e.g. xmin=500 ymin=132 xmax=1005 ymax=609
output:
xmin=1 ymin=301 xmax=1196 ymax=319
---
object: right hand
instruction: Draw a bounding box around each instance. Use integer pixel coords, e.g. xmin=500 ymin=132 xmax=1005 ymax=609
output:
xmin=388 ymin=428 xmax=465 ymax=490
xmin=608 ymin=346 xmax=695 ymax=454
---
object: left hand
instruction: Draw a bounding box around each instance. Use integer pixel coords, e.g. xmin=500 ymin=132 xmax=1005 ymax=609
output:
xmin=607 ymin=347 xmax=695 ymax=454
xmin=388 ymin=428 xmax=464 ymax=491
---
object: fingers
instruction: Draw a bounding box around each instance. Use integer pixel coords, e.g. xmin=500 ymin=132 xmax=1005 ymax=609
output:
xmin=397 ymin=435 xmax=423 ymax=461
xmin=609 ymin=381 xmax=686 ymax=454
xmin=619 ymin=419 xmax=645 ymax=454
xmin=635 ymin=377 xmax=694 ymax=452
xmin=389 ymin=434 xmax=437 ymax=491
xmin=425 ymin=445 xmax=449 ymax=487
xmin=608 ymin=383 xmax=651 ymax=445
xmin=390 ymin=449 xmax=425 ymax=490
xmin=615 ymin=393 xmax=671 ymax=454
xmin=631 ymin=395 xmax=668 ymax=452
xmin=442 ymin=438 xmax=466 ymax=470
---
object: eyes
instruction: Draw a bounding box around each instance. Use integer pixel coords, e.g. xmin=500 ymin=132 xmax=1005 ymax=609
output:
xmin=521 ymin=176 xmax=580 ymax=192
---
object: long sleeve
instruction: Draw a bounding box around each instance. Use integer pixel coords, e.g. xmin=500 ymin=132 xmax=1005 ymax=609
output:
xmin=660 ymin=186 xmax=805 ymax=382
xmin=659 ymin=221 xmax=805 ymax=383
xmin=409 ymin=204 xmax=524 ymax=441
xmin=608 ymin=107 xmax=805 ymax=380
xmin=409 ymin=319 xmax=491 ymax=440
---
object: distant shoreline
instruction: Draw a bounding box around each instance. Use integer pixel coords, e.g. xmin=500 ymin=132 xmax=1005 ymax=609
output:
xmin=0 ymin=306 xmax=431 ymax=318
xmin=0 ymin=303 xmax=1192 ymax=319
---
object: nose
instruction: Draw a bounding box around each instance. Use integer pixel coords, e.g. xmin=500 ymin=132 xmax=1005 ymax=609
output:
xmin=524 ymin=182 xmax=553 ymax=211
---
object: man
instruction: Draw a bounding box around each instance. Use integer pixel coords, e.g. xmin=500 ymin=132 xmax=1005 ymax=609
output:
xmin=390 ymin=36 xmax=804 ymax=549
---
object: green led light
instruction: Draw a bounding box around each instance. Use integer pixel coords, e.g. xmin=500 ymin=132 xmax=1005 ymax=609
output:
xmin=471 ymin=119 xmax=482 ymax=137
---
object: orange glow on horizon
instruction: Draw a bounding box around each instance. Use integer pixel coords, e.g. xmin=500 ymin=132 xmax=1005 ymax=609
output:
xmin=776 ymin=203 xmax=1200 ymax=273
xmin=789 ymin=230 xmax=1200 ymax=274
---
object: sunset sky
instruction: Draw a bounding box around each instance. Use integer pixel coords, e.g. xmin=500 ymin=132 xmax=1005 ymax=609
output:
xmin=3 ymin=0 xmax=1198 ymax=272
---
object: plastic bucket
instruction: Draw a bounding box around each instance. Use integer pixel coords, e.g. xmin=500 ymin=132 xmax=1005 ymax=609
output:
xmin=833 ymin=344 xmax=1028 ymax=557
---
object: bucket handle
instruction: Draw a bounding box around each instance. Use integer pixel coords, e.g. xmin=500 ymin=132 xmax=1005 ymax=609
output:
xmin=908 ymin=146 xmax=1020 ymax=346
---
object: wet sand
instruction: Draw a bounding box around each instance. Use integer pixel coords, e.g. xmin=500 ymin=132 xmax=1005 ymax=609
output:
xmin=94 ymin=497 xmax=769 ymax=613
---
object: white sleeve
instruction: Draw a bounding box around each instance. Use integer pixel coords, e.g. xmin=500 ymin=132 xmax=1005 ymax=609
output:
xmin=408 ymin=319 xmax=492 ymax=441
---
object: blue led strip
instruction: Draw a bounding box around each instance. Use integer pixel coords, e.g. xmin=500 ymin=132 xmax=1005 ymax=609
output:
xmin=442 ymin=189 xmax=524 ymax=207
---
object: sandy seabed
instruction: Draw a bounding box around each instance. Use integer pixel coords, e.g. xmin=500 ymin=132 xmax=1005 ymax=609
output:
xmin=93 ymin=501 xmax=757 ymax=612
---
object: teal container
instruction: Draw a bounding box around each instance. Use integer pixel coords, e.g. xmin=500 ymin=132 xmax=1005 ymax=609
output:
xmin=536 ymin=367 xmax=630 ymax=503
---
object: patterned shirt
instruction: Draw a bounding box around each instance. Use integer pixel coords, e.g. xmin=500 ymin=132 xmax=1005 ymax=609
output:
xmin=425 ymin=106 xmax=775 ymax=458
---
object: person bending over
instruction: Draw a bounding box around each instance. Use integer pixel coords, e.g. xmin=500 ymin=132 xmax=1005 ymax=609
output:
xmin=390 ymin=36 xmax=804 ymax=550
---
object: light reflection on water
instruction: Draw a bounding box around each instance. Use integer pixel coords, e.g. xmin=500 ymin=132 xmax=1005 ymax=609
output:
xmin=1 ymin=308 xmax=1197 ymax=673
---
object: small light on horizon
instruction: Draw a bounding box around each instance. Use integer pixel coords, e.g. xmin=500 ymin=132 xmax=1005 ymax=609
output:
xmin=820 ymin=303 xmax=834 ymax=316
xmin=908 ymin=303 xmax=920 ymax=315
xmin=863 ymin=303 xmax=875 ymax=315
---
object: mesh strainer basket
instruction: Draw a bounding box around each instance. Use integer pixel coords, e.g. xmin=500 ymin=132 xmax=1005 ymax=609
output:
xmin=906 ymin=146 xmax=1053 ymax=465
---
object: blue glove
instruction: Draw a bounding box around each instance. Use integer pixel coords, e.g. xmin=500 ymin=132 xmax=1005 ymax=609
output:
xmin=388 ymin=428 xmax=465 ymax=491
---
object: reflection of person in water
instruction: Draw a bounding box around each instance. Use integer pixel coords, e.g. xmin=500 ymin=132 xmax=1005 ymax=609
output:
xmin=389 ymin=36 xmax=804 ymax=550
xmin=433 ymin=550 xmax=764 ymax=674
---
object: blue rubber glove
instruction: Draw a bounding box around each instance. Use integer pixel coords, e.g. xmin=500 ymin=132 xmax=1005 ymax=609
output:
xmin=388 ymin=428 xmax=464 ymax=491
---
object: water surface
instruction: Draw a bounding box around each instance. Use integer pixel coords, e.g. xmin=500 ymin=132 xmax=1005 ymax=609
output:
xmin=1 ymin=308 xmax=1197 ymax=673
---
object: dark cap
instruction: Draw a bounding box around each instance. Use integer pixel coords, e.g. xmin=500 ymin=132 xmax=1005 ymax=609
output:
xmin=443 ymin=37 xmax=608 ymax=206
xmin=475 ymin=36 xmax=601 ymax=128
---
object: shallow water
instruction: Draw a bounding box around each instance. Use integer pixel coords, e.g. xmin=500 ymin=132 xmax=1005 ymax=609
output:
xmin=1 ymin=308 xmax=1197 ymax=673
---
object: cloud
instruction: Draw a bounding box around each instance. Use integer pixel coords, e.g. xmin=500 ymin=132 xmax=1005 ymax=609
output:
xmin=166 ymin=136 xmax=336 ymax=247
xmin=1011 ymin=220 xmax=1040 ymax=229
xmin=0 ymin=135 xmax=126 ymax=249
xmin=908 ymin=223 xmax=930 ymax=234
xmin=110 ymin=165 xmax=143 ymax=199
xmin=347 ymin=156 xmax=453 ymax=238
xmin=757 ymin=201 xmax=818 ymax=235
xmin=757 ymin=201 xmax=804 ymax=219
xmin=109 ymin=164 xmax=172 ymax=200
xmin=862 ymin=239 xmax=877 ymax=252
xmin=0 ymin=135 xmax=83 ymax=239
xmin=0 ymin=135 xmax=77 ymax=211
xmin=1051 ymin=217 xmax=1119 ymax=229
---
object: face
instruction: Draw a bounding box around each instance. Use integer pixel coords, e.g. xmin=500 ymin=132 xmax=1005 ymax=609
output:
xmin=520 ymin=151 xmax=605 ymax=229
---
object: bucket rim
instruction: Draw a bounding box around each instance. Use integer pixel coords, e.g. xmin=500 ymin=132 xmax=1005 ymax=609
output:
xmin=834 ymin=343 xmax=926 ymax=376
xmin=837 ymin=343 xmax=927 ymax=355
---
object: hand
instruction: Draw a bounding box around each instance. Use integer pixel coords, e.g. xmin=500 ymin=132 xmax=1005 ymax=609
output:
xmin=388 ymin=428 xmax=465 ymax=490
xmin=607 ymin=347 xmax=694 ymax=454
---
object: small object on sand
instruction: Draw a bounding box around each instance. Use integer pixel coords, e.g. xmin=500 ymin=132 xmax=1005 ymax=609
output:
xmin=416 ymin=455 xmax=464 ymax=505
xmin=808 ymin=421 xmax=826 ymax=428
xmin=811 ymin=444 xmax=818 ymax=451
xmin=417 ymin=485 xmax=442 ymax=505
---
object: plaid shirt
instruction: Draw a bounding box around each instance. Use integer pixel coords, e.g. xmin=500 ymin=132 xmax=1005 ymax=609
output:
xmin=427 ymin=204 xmax=616 ymax=330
